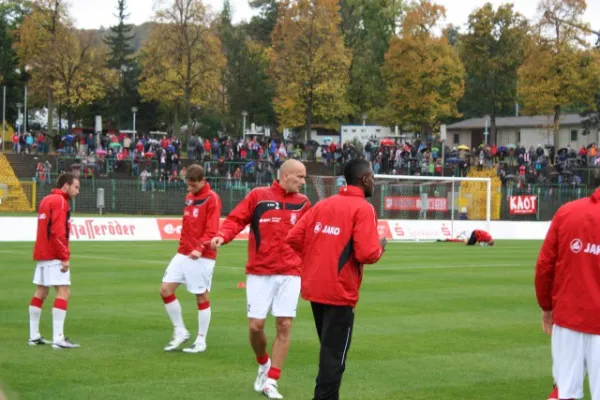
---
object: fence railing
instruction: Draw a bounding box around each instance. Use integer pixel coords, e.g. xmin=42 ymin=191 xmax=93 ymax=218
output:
xmin=0 ymin=177 xmax=593 ymax=221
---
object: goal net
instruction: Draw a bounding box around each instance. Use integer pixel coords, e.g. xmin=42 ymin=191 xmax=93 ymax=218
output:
xmin=374 ymin=174 xmax=501 ymax=242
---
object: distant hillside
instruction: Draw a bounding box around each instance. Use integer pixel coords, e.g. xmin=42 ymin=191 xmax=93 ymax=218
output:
xmin=86 ymin=22 xmax=155 ymax=53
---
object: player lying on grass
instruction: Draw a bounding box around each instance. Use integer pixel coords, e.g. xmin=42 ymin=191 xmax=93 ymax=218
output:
xmin=436 ymin=230 xmax=495 ymax=246
xmin=160 ymin=165 xmax=222 ymax=353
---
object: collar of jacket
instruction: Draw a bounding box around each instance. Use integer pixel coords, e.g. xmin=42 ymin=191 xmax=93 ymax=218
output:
xmin=592 ymin=188 xmax=600 ymax=203
xmin=194 ymin=182 xmax=211 ymax=196
xmin=339 ymin=185 xmax=365 ymax=198
xmin=51 ymin=189 xmax=70 ymax=201
xmin=272 ymin=180 xmax=288 ymax=195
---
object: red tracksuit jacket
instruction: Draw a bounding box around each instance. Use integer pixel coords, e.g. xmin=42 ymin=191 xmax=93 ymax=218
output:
xmin=218 ymin=181 xmax=311 ymax=276
xmin=474 ymin=230 xmax=492 ymax=243
xmin=178 ymin=183 xmax=222 ymax=260
xmin=286 ymin=185 xmax=384 ymax=307
xmin=33 ymin=189 xmax=71 ymax=262
xmin=535 ymin=188 xmax=600 ymax=335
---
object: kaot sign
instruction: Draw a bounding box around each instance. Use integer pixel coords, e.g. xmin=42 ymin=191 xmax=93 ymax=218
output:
xmin=509 ymin=195 xmax=537 ymax=215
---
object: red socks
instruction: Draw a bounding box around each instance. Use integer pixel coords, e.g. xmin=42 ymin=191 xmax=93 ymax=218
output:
xmin=30 ymin=297 xmax=44 ymax=308
xmin=162 ymin=294 xmax=176 ymax=304
xmin=256 ymin=353 xmax=269 ymax=366
xmin=198 ymin=301 xmax=210 ymax=310
xmin=53 ymin=298 xmax=68 ymax=310
xmin=267 ymin=367 xmax=281 ymax=380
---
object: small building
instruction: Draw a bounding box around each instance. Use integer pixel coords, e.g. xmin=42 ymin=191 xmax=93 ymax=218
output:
xmin=446 ymin=114 xmax=598 ymax=150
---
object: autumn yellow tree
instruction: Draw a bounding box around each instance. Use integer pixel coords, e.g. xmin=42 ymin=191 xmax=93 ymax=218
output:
xmin=518 ymin=0 xmax=600 ymax=147
xmin=270 ymin=0 xmax=351 ymax=141
xmin=16 ymin=0 xmax=113 ymax=131
xmin=138 ymin=0 xmax=225 ymax=137
xmin=383 ymin=0 xmax=464 ymax=135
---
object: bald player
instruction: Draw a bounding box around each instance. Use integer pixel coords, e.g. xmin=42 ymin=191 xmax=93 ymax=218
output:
xmin=211 ymin=159 xmax=312 ymax=399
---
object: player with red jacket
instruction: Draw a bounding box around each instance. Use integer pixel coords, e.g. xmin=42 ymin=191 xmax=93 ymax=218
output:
xmin=211 ymin=159 xmax=311 ymax=399
xmin=30 ymin=172 xmax=80 ymax=349
xmin=160 ymin=165 xmax=222 ymax=353
xmin=286 ymin=159 xmax=386 ymax=400
xmin=437 ymin=229 xmax=495 ymax=246
xmin=535 ymin=187 xmax=600 ymax=400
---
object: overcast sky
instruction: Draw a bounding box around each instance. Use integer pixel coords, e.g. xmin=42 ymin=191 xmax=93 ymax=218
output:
xmin=70 ymin=0 xmax=600 ymax=35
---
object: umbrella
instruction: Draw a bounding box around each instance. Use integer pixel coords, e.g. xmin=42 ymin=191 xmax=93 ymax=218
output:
xmin=420 ymin=147 xmax=430 ymax=153
xmin=498 ymin=146 xmax=507 ymax=152
xmin=96 ymin=149 xmax=107 ymax=155
xmin=431 ymin=147 xmax=440 ymax=153
xmin=557 ymin=148 xmax=568 ymax=154
xmin=380 ymin=139 xmax=394 ymax=146
xmin=70 ymin=163 xmax=81 ymax=170
xmin=109 ymin=142 xmax=122 ymax=149
xmin=561 ymin=170 xmax=574 ymax=176
xmin=144 ymin=152 xmax=155 ymax=158
xmin=323 ymin=137 xmax=332 ymax=143
xmin=587 ymin=143 xmax=596 ymax=149
xmin=506 ymin=144 xmax=517 ymax=149
xmin=446 ymin=157 xmax=462 ymax=164
xmin=504 ymin=174 xmax=515 ymax=179
xmin=457 ymin=145 xmax=469 ymax=151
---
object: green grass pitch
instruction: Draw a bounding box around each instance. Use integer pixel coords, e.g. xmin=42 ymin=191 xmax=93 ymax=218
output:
xmin=0 ymin=241 xmax=571 ymax=399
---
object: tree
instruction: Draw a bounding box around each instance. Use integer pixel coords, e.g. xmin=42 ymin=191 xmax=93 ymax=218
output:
xmin=270 ymin=0 xmax=351 ymax=141
xmin=459 ymin=3 xmax=528 ymax=144
xmin=383 ymin=0 xmax=465 ymax=135
xmin=518 ymin=0 xmax=600 ymax=147
xmin=218 ymin=0 xmax=275 ymax=136
xmin=340 ymin=0 xmax=402 ymax=123
xmin=247 ymin=0 xmax=280 ymax=45
xmin=0 ymin=1 xmax=31 ymax=129
xmin=104 ymin=0 xmax=139 ymax=129
xmin=15 ymin=0 xmax=113 ymax=132
xmin=138 ymin=0 xmax=226 ymax=137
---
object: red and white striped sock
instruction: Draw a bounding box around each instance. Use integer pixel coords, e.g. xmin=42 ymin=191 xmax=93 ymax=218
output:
xmin=162 ymin=294 xmax=186 ymax=332
xmin=52 ymin=298 xmax=68 ymax=342
xmin=197 ymin=301 xmax=211 ymax=342
xmin=29 ymin=297 xmax=44 ymax=339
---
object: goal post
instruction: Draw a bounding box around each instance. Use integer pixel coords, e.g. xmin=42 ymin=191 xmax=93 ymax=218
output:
xmin=374 ymin=174 xmax=495 ymax=242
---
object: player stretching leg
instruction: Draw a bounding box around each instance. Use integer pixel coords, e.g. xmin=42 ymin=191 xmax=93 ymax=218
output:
xmin=160 ymin=165 xmax=222 ymax=352
xmin=211 ymin=160 xmax=311 ymax=399
xmin=30 ymin=173 xmax=80 ymax=349
xmin=437 ymin=230 xmax=495 ymax=246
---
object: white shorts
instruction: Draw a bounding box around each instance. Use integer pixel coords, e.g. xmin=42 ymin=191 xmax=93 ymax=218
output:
xmin=33 ymin=260 xmax=71 ymax=287
xmin=552 ymin=324 xmax=600 ymax=400
xmin=246 ymin=274 xmax=301 ymax=319
xmin=162 ymin=253 xmax=215 ymax=294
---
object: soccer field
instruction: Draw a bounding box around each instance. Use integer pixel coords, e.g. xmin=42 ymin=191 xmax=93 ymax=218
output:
xmin=0 ymin=241 xmax=563 ymax=399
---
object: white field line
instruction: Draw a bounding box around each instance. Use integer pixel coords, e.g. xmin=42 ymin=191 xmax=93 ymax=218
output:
xmin=0 ymin=250 xmax=524 ymax=271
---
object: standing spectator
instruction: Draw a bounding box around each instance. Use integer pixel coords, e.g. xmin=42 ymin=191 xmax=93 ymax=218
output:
xmin=535 ymin=179 xmax=600 ymax=400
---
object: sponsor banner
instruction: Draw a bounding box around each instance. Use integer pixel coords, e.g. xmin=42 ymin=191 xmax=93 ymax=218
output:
xmin=388 ymin=220 xmax=452 ymax=241
xmin=0 ymin=217 xmax=553 ymax=241
xmin=69 ymin=218 xmax=160 ymax=241
xmin=384 ymin=196 xmax=448 ymax=211
xmin=156 ymin=218 xmax=250 ymax=241
xmin=509 ymin=195 xmax=537 ymax=215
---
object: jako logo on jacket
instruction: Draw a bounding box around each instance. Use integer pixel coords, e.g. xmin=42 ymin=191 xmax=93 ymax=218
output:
xmin=314 ymin=222 xmax=340 ymax=236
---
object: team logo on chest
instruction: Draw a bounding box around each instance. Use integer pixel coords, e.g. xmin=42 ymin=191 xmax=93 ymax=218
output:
xmin=185 ymin=199 xmax=193 ymax=206
xmin=290 ymin=213 xmax=297 ymax=225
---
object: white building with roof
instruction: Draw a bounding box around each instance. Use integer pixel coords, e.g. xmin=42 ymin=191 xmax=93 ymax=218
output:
xmin=446 ymin=114 xmax=598 ymax=149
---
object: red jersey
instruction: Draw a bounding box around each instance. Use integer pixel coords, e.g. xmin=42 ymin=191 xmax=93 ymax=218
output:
xmin=286 ymin=185 xmax=384 ymax=307
xmin=474 ymin=230 xmax=492 ymax=243
xmin=33 ymin=189 xmax=71 ymax=262
xmin=535 ymin=188 xmax=600 ymax=335
xmin=177 ymin=183 xmax=221 ymax=259
xmin=218 ymin=181 xmax=311 ymax=276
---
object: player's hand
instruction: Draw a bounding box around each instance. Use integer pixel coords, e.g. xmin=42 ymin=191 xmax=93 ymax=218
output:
xmin=380 ymin=237 xmax=388 ymax=251
xmin=61 ymin=260 xmax=70 ymax=273
xmin=210 ymin=236 xmax=225 ymax=250
xmin=542 ymin=310 xmax=553 ymax=336
xmin=189 ymin=249 xmax=202 ymax=260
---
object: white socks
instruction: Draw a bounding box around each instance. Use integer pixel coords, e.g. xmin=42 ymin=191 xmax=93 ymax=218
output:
xmin=197 ymin=302 xmax=211 ymax=343
xmin=52 ymin=298 xmax=68 ymax=342
xmin=162 ymin=295 xmax=186 ymax=332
